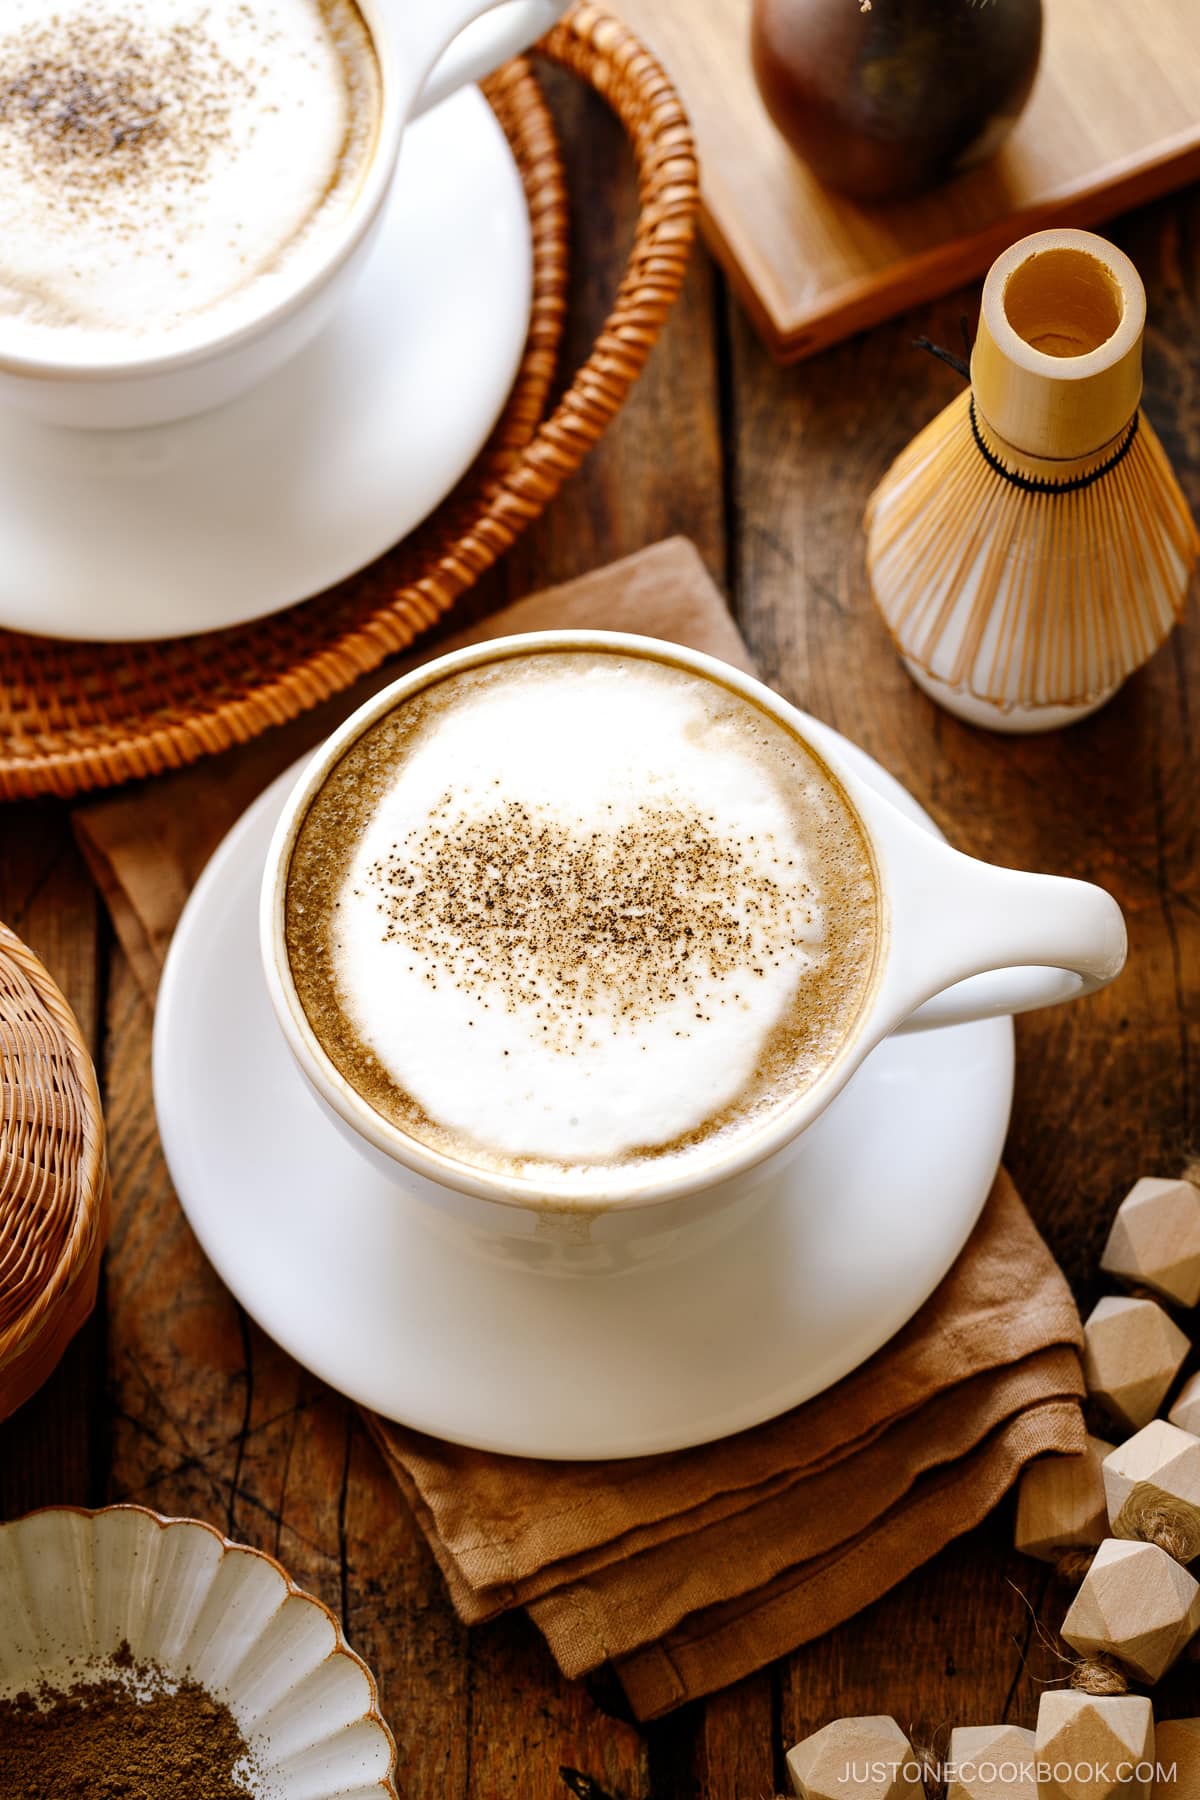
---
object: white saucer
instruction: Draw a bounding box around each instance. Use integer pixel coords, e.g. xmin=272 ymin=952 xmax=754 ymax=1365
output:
xmin=0 ymin=88 xmax=531 ymax=643
xmin=154 ymin=721 xmax=1014 ymax=1460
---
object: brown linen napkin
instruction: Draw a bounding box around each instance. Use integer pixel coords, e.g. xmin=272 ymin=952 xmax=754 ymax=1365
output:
xmin=360 ymin=1182 xmax=1083 ymax=1709
xmin=73 ymin=537 xmax=1086 ymax=1719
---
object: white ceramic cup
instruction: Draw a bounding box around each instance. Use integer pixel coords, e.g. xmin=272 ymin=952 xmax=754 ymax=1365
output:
xmin=260 ymin=632 xmax=1127 ymax=1267
xmin=0 ymin=0 xmax=569 ymax=430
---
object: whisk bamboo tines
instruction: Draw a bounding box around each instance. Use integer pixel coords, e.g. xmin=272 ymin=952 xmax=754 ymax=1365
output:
xmin=866 ymin=228 xmax=1199 ymax=733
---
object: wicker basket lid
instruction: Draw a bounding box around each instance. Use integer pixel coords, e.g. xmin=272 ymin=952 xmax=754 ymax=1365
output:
xmin=0 ymin=921 xmax=108 ymax=1421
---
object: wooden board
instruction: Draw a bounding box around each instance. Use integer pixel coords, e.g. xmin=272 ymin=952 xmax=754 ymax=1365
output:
xmin=616 ymin=0 xmax=1200 ymax=361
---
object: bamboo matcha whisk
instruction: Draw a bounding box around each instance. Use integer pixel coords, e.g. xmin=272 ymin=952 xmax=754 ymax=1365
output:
xmin=866 ymin=228 xmax=1199 ymax=731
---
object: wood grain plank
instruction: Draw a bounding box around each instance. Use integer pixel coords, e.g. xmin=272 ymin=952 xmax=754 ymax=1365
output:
xmin=0 ymin=802 xmax=101 ymax=1043
xmin=0 ymin=1310 xmax=108 ymax=1517
xmin=442 ymin=63 xmax=726 ymax=640
xmin=467 ymin=1616 xmax=649 ymax=1800
xmin=503 ymin=67 xmax=726 ymax=595
xmin=672 ymin=1673 xmax=781 ymax=1800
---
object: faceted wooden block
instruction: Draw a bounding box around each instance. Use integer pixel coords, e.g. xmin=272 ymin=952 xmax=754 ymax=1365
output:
xmin=1100 ymin=1177 xmax=1200 ymax=1308
xmin=1061 ymin=1538 xmax=1200 ymax=1683
xmin=1016 ymin=1436 xmax=1114 ymax=1563
xmin=1151 ymin=1720 xmax=1200 ymax=1800
xmin=1103 ymin=1419 xmax=1200 ymax=1551
xmin=787 ymin=1716 xmax=923 ymax=1800
xmin=1082 ymin=1297 xmax=1191 ymax=1432
xmin=1168 ymin=1372 xmax=1200 ymax=1439
xmin=1035 ymin=1691 xmax=1154 ymax=1800
xmin=946 ymin=1724 xmax=1036 ymax=1800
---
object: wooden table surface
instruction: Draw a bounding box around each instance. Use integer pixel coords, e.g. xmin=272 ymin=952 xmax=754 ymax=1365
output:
xmin=2 ymin=66 xmax=1197 ymax=1799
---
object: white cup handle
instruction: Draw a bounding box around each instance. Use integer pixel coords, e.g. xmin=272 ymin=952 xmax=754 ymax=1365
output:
xmin=863 ymin=799 xmax=1127 ymax=1035
xmin=900 ymin=963 xmax=1102 ymax=1030
xmin=390 ymin=0 xmax=569 ymax=120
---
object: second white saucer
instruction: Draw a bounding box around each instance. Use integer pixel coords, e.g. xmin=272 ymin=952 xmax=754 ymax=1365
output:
xmin=0 ymin=87 xmax=532 ymax=643
xmin=153 ymin=718 xmax=1014 ymax=1460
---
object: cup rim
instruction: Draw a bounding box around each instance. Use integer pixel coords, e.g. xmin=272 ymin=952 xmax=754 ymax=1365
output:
xmin=0 ymin=0 xmax=405 ymax=384
xmin=260 ymin=630 xmax=893 ymax=1214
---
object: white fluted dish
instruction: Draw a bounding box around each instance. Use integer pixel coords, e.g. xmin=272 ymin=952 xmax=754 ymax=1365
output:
xmin=0 ymin=1505 xmax=397 ymax=1799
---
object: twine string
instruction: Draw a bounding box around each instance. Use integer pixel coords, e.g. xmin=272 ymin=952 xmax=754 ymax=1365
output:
xmin=1070 ymin=1657 xmax=1129 ymax=1697
xmin=908 ymin=1732 xmax=947 ymax=1800
xmin=1134 ymin=1505 xmax=1200 ymax=1566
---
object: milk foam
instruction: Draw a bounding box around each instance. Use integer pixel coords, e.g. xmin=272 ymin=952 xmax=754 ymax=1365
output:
xmin=286 ymin=653 xmax=881 ymax=1182
xmin=0 ymin=0 xmax=379 ymax=350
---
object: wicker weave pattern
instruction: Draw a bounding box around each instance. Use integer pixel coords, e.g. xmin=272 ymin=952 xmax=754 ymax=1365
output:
xmin=0 ymin=923 xmax=108 ymax=1419
xmin=0 ymin=7 xmax=698 ymax=801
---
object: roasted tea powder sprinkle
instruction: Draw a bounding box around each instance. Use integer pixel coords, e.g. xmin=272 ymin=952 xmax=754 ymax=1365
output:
xmin=366 ymin=794 xmax=814 ymax=1050
xmin=0 ymin=1642 xmax=260 ymax=1799
xmin=0 ymin=12 xmax=251 ymax=210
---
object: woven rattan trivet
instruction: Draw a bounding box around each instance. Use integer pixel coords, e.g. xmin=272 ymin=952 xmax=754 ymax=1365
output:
xmin=0 ymin=7 xmax=697 ymax=801
xmin=0 ymin=922 xmax=108 ymax=1421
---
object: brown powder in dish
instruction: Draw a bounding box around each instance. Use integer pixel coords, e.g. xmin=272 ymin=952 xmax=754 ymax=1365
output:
xmin=0 ymin=1641 xmax=261 ymax=1799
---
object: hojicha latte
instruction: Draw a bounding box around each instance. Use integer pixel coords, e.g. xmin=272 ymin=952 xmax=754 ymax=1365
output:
xmin=0 ymin=0 xmax=381 ymax=350
xmin=284 ymin=647 xmax=881 ymax=1189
